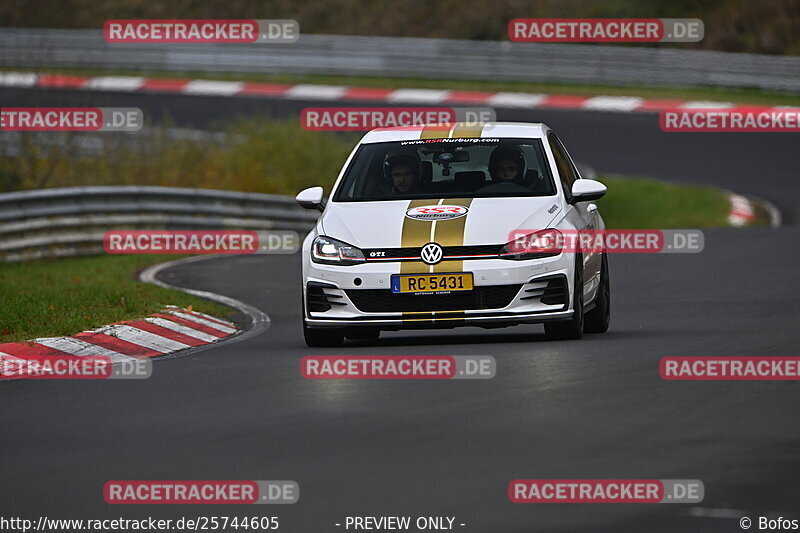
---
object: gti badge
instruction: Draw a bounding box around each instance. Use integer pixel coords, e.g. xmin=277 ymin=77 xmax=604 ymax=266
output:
xmin=420 ymin=242 xmax=444 ymax=265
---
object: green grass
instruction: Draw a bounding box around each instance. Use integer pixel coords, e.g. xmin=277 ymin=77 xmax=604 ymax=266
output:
xmin=0 ymin=254 xmax=234 ymax=343
xmin=597 ymin=175 xmax=731 ymax=229
xmin=5 ymin=65 xmax=800 ymax=107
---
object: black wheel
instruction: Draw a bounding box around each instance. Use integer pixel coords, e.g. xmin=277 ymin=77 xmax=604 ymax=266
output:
xmin=303 ymin=322 xmax=345 ymax=347
xmin=301 ymin=296 xmax=344 ymax=347
xmin=584 ymin=253 xmax=610 ymax=333
xmin=544 ymin=254 xmax=584 ymax=340
xmin=345 ymin=328 xmax=380 ymax=341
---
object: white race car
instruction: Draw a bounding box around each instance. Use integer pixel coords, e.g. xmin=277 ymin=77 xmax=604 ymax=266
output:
xmin=296 ymin=122 xmax=610 ymax=347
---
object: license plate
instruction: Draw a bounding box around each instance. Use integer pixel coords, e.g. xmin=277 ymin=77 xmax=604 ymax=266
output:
xmin=391 ymin=273 xmax=473 ymax=294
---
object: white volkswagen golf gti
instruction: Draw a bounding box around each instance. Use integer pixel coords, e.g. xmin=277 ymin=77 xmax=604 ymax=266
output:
xmin=296 ymin=122 xmax=610 ymax=346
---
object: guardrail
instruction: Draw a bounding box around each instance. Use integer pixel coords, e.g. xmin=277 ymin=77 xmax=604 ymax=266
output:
xmin=1 ymin=29 xmax=800 ymax=92
xmin=0 ymin=186 xmax=318 ymax=262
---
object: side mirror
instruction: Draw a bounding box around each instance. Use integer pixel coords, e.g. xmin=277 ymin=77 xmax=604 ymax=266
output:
xmin=570 ymin=179 xmax=607 ymax=204
xmin=296 ymin=186 xmax=325 ymax=212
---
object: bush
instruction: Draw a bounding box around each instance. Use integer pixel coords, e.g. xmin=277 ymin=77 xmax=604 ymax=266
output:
xmin=0 ymin=119 xmax=356 ymax=195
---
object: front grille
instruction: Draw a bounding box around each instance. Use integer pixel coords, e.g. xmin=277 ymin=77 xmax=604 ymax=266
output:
xmin=363 ymin=244 xmax=503 ymax=261
xmin=520 ymin=275 xmax=568 ymax=308
xmin=345 ymin=285 xmax=521 ymax=312
xmin=307 ymin=282 xmax=347 ymax=313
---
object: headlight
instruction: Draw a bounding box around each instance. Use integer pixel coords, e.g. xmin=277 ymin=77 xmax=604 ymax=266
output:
xmin=499 ymin=229 xmax=562 ymax=260
xmin=311 ymin=236 xmax=366 ymax=265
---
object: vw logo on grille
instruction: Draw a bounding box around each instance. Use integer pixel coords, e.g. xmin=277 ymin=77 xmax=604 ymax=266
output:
xmin=420 ymin=243 xmax=443 ymax=265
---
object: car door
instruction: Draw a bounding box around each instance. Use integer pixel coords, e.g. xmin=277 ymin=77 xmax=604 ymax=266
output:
xmin=547 ymin=132 xmax=602 ymax=302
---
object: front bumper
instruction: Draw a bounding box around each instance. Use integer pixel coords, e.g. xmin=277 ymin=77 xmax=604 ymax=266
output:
xmin=305 ymin=309 xmax=574 ymax=329
xmin=303 ymin=253 xmax=575 ymax=330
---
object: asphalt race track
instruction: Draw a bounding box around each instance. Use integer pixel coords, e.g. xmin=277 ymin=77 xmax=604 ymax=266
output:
xmin=2 ymin=87 xmax=800 ymax=532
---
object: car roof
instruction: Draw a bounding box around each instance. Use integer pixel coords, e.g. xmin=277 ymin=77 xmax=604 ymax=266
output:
xmin=360 ymin=122 xmax=551 ymax=144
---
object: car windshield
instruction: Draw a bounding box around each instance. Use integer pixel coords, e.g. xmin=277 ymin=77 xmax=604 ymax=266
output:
xmin=333 ymin=138 xmax=556 ymax=202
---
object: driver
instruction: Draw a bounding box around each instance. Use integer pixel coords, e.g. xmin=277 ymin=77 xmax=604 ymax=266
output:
xmin=384 ymin=153 xmax=420 ymax=194
xmin=488 ymin=145 xmax=526 ymax=183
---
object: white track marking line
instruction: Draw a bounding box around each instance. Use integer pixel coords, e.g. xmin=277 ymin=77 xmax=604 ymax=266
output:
xmin=285 ymin=84 xmax=348 ymax=100
xmin=85 ymin=76 xmax=145 ymax=91
xmin=183 ymin=80 xmax=245 ymax=95
xmin=34 ymin=337 xmax=135 ymax=363
xmin=93 ymin=325 xmax=190 ymax=353
xmin=140 ymin=256 xmax=269 ymax=358
xmin=166 ymin=311 xmax=237 ymax=334
xmin=164 ymin=306 xmax=236 ymax=327
xmin=0 ymin=351 xmax=53 ymax=375
xmin=429 ymin=198 xmax=447 ymax=316
xmin=680 ymin=100 xmax=735 ymax=109
xmin=145 ymin=317 xmax=220 ymax=342
xmin=728 ymin=193 xmax=755 ymax=226
xmin=688 ymin=507 xmax=745 ymax=519
xmin=582 ymin=96 xmax=644 ymax=112
xmin=428 ymin=198 xmax=446 ymax=274
xmin=0 ymin=72 xmax=38 ymax=87
xmin=387 ymin=89 xmax=450 ymax=104
xmin=487 ymin=92 xmax=547 ymax=108
xmin=18 ymin=70 xmax=758 ymax=118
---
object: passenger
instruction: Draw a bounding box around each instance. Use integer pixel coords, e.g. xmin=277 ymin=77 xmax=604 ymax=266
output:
xmin=488 ymin=145 xmax=526 ymax=183
xmin=384 ymin=153 xmax=420 ymax=194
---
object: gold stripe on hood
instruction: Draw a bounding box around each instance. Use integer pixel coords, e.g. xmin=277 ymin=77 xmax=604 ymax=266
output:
xmin=400 ymin=199 xmax=435 ymax=274
xmin=431 ymin=198 xmax=472 ymax=273
xmin=449 ymin=123 xmax=484 ymax=138
xmin=398 ymin=198 xmax=474 ymax=273
xmin=397 ymin=198 xmax=473 ymax=320
xmin=420 ymin=124 xmax=452 ymax=139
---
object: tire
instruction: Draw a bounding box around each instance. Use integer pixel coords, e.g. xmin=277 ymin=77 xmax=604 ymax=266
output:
xmin=345 ymin=328 xmax=380 ymax=341
xmin=584 ymin=253 xmax=610 ymax=334
xmin=301 ymin=296 xmax=344 ymax=347
xmin=303 ymin=322 xmax=345 ymax=347
xmin=544 ymin=254 xmax=584 ymax=340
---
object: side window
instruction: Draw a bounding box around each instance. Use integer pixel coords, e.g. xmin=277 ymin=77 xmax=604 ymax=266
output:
xmin=547 ymin=132 xmax=578 ymax=200
xmin=556 ymin=134 xmax=584 ymax=182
